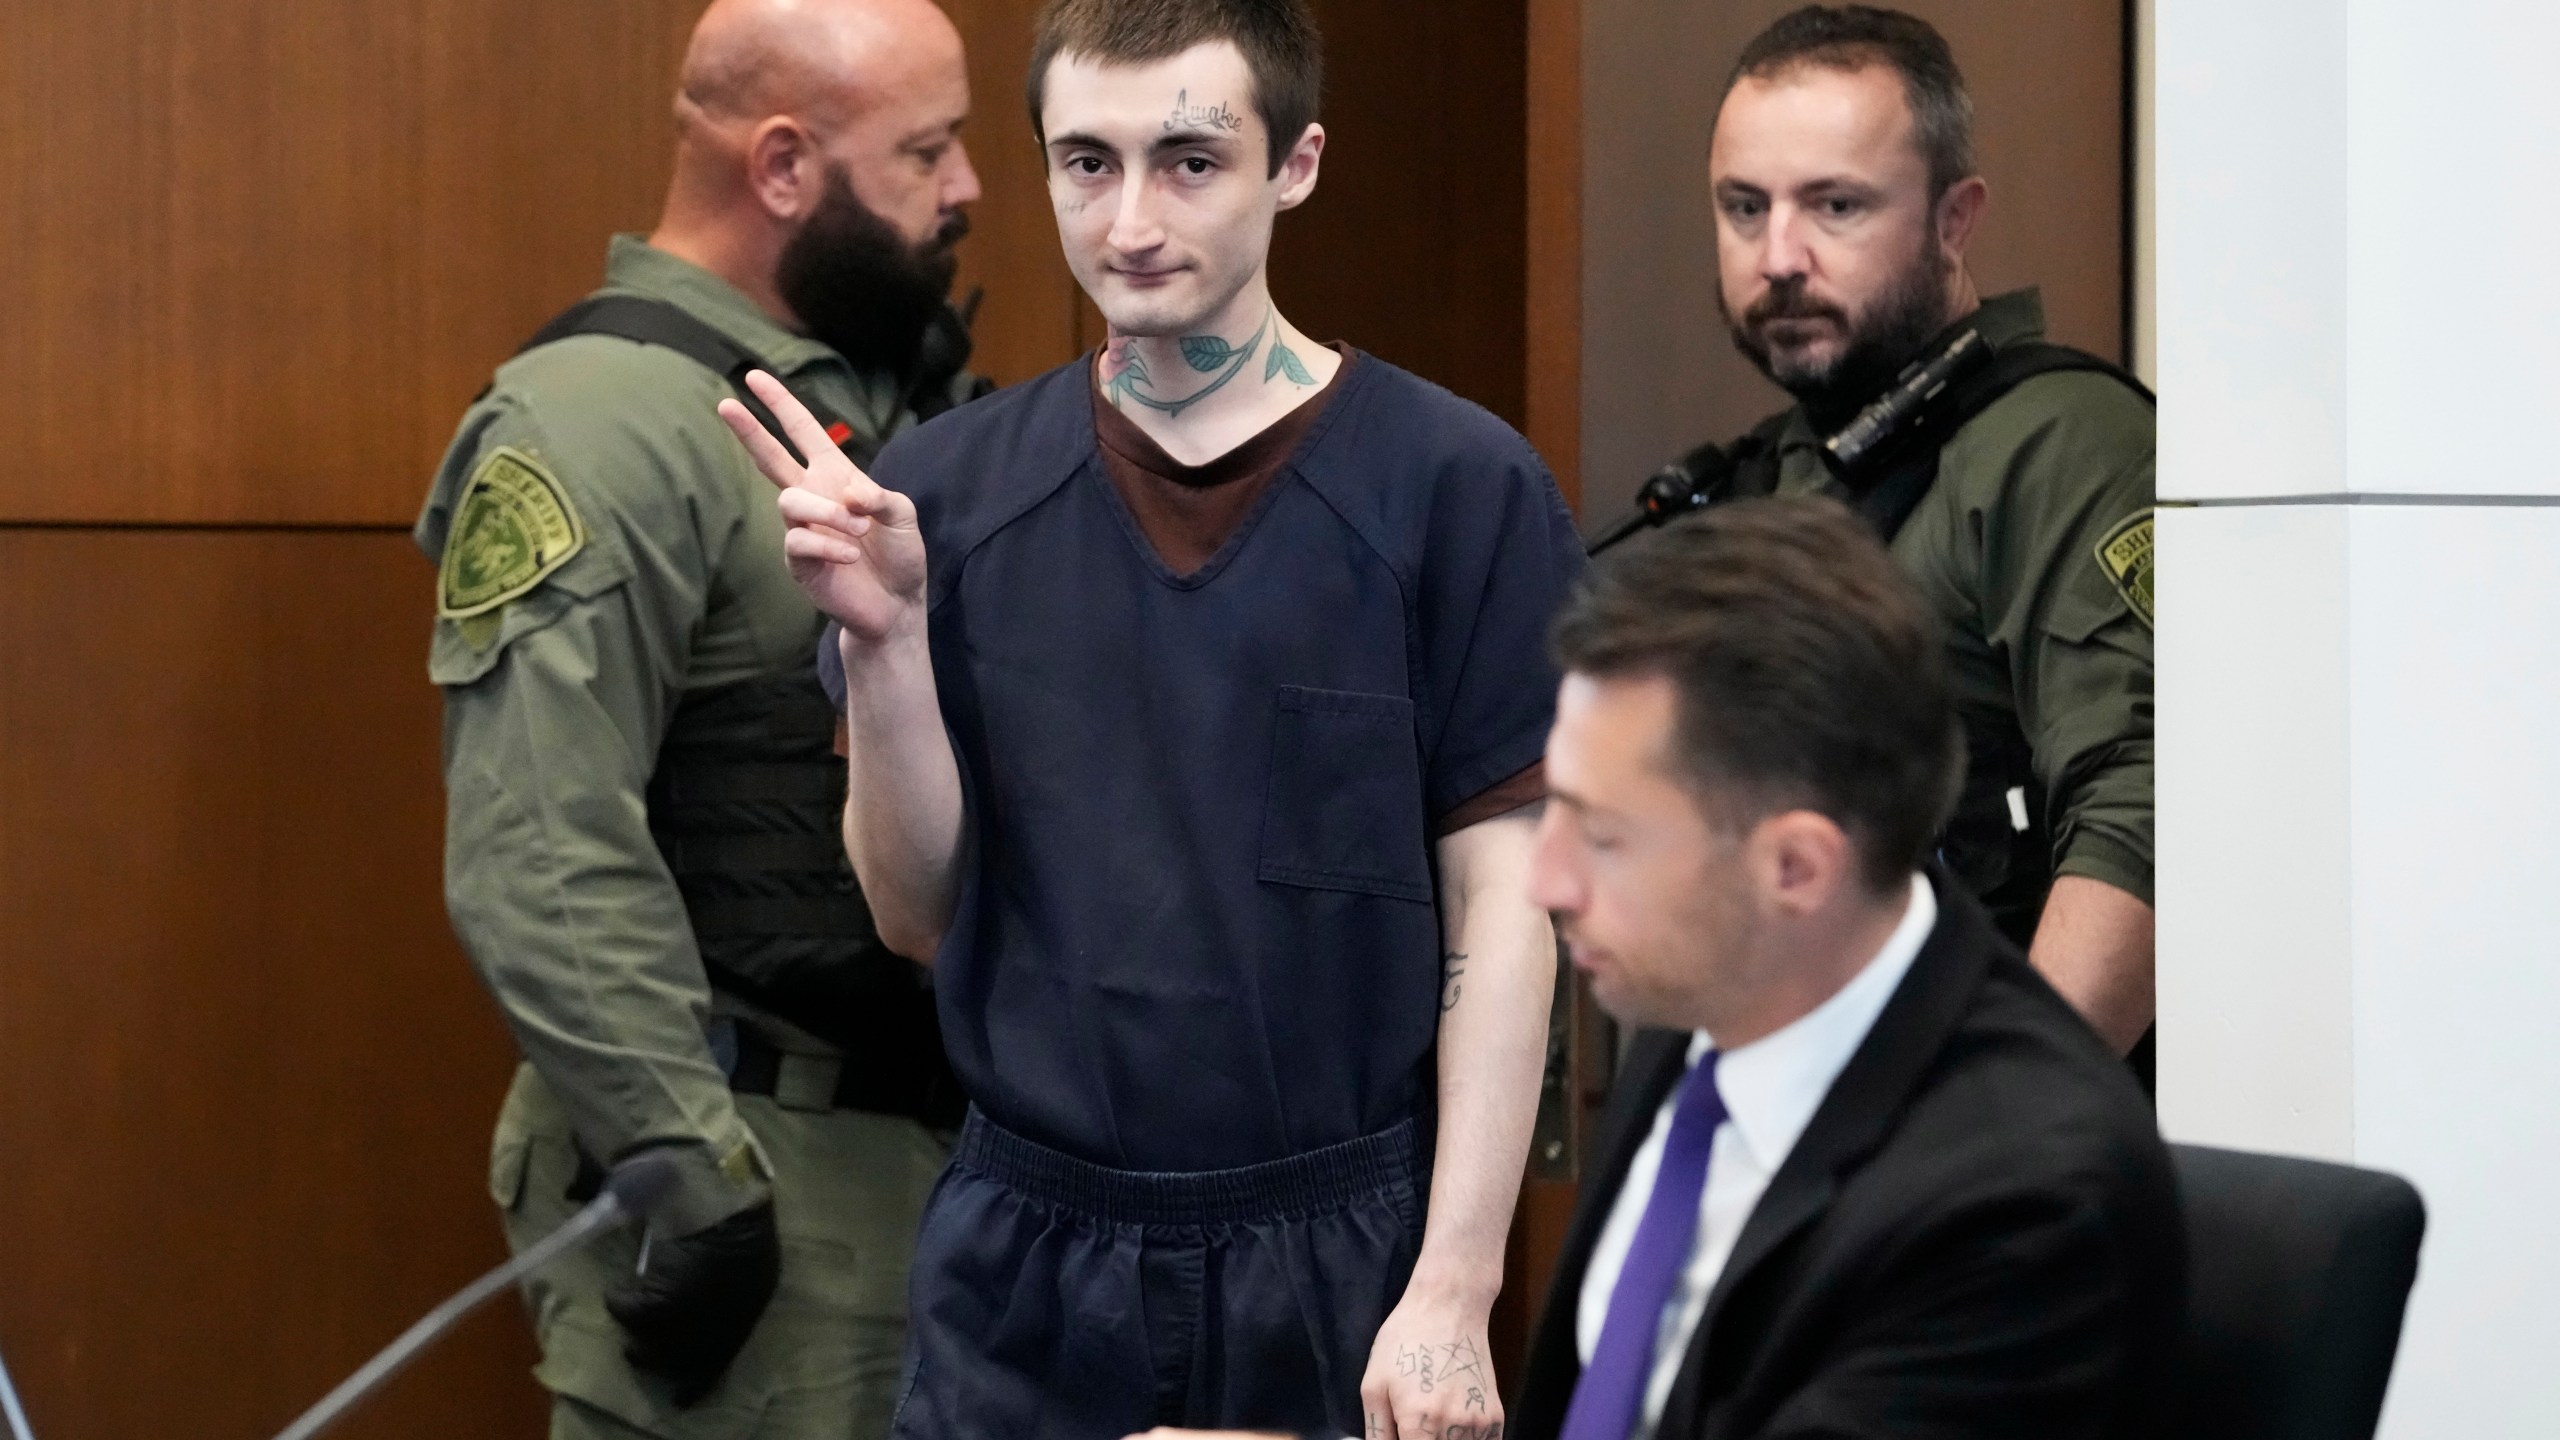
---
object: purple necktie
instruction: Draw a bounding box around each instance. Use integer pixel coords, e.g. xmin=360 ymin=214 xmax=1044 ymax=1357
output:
xmin=1560 ymin=1051 xmax=1727 ymax=1440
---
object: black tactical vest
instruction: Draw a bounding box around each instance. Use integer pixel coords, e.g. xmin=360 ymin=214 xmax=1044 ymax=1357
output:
xmin=647 ymin=671 xmax=957 ymax=1120
xmin=515 ymin=293 xmax=977 ymax=1122
xmin=1710 ymin=338 xmax=2152 ymax=946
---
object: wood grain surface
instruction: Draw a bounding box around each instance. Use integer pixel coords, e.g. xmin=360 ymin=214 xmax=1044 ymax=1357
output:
xmin=1275 ymin=0 xmax=1531 ymax=433
xmin=0 ymin=0 xmax=1087 ymax=528
xmin=0 ymin=528 xmax=537 ymax=1439
xmin=0 ymin=1 xmax=700 ymax=525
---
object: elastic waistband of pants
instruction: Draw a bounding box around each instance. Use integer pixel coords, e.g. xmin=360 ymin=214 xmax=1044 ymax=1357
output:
xmin=953 ymin=1107 xmax=1421 ymax=1226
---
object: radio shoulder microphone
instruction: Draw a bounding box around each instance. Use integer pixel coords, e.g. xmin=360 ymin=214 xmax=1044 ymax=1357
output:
xmin=1587 ymin=441 xmax=1738 ymax=556
xmin=269 ymin=1151 xmax=681 ymax=1440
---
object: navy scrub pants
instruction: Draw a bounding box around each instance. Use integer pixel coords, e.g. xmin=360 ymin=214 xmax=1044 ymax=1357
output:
xmin=891 ymin=1108 xmax=1427 ymax=1440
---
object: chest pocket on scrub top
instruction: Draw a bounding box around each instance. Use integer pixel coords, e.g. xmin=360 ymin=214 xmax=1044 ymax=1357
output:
xmin=1257 ymin=685 xmax=1434 ymax=903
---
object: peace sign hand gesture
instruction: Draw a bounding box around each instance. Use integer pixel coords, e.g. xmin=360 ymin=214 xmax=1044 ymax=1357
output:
xmin=719 ymin=370 xmax=929 ymax=647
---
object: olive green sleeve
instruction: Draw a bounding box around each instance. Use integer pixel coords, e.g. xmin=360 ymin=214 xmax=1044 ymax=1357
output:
xmin=1961 ymin=375 xmax=2157 ymax=908
xmin=425 ymin=392 xmax=769 ymax=1233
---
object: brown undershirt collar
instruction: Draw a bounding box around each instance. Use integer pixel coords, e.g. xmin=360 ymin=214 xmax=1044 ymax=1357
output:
xmin=1091 ymin=345 xmax=1356 ymax=578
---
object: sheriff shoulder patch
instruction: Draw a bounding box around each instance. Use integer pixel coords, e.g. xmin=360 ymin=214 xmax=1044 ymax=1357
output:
xmin=2094 ymin=509 xmax=2156 ymax=629
xmin=438 ymin=446 xmax=586 ymax=621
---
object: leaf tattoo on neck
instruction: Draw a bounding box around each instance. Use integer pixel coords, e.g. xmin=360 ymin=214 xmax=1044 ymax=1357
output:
xmin=1266 ymin=337 xmax=1317 ymax=386
xmin=1105 ymin=307 xmax=1274 ymax=419
xmin=1181 ymin=334 xmax=1242 ymax=372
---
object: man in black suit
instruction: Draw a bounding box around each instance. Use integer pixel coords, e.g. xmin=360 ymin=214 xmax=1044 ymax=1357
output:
xmin=1124 ymin=501 xmax=2176 ymax=1440
xmin=1505 ymin=498 xmax=2181 ymax=1440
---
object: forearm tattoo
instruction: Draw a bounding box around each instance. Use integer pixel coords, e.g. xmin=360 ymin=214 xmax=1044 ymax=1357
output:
xmin=1441 ymin=951 xmax=1468 ymax=1012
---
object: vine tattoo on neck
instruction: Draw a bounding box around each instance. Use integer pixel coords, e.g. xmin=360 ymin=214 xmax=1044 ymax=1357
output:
xmin=1103 ymin=305 xmax=1319 ymax=418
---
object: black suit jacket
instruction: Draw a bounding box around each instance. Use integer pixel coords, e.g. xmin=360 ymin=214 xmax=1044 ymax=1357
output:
xmin=1512 ymin=882 xmax=2181 ymax=1440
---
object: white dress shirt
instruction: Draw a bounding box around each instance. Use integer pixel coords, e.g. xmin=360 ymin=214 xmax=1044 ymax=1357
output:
xmin=1574 ymin=874 xmax=1936 ymax=1438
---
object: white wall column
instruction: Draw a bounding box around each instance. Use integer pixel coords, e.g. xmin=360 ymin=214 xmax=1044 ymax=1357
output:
xmin=2159 ymin=4 xmax=2560 ymax=1434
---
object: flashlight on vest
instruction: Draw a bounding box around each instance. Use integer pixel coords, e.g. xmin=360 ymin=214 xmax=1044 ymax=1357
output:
xmin=1823 ymin=327 xmax=1993 ymax=475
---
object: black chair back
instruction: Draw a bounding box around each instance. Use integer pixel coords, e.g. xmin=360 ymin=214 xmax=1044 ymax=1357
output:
xmin=2170 ymin=1143 xmax=2425 ymax=1440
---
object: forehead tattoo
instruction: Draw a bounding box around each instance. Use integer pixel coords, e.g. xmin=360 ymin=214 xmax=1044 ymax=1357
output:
xmin=1165 ymin=88 xmax=1245 ymax=134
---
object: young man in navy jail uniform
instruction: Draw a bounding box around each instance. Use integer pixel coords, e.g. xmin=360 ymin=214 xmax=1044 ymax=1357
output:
xmin=723 ymin=3 xmax=1582 ymax=1436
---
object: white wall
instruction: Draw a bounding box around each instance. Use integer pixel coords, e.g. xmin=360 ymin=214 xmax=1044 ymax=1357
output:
xmin=2158 ymin=3 xmax=2560 ymax=1433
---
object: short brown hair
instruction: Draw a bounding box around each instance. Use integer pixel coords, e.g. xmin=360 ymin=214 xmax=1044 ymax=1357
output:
xmin=1726 ymin=5 xmax=1976 ymax=200
xmin=1550 ymin=497 xmax=1961 ymax=893
xmin=1027 ymin=0 xmax=1324 ymax=176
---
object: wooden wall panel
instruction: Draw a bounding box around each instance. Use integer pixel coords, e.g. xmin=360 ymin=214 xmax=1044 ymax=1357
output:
xmin=944 ymin=0 xmax=1087 ymax=384
xmin=0 ymin=529 xmax=538 ymax=1439
xmin=1525 ymin=0 xmax=1586 ymax=509
xmin=1492 ymin=0 xmax=1587 ymax=1374
xmin=0 ymin=0 xmax=1085 ymax=527
xmin=0 ymin=1 xmax=701 ymax=526
xmin=1273 ymin=0 xmax=1532 ymax=430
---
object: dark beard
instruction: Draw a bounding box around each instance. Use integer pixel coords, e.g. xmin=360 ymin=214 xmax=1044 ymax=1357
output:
xmin=775 ymin=165 xmax=967 ymax=376
xmin=1724 ymin=240 xmax=1953 ymax=426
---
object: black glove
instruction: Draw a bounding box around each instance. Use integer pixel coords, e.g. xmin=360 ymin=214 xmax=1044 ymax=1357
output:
xmin=604 ymin=1200 xmax=782 ymax=1406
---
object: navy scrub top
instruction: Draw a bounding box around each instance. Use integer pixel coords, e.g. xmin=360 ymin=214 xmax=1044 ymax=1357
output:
xmin=843 ymin=351 xmax=1585 ymax=1172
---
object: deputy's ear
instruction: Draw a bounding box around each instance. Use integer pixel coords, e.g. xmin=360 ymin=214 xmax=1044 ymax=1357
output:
xmin=746 ymin=117 xmax=824 ymax=222
xmin=1749 ymin=809 xmax=1857 ymax=919
xmin=1274 ymin=122 xmax=1326 ymax=212
xmin=1934 ymin=174 xmax=1988 ymax=259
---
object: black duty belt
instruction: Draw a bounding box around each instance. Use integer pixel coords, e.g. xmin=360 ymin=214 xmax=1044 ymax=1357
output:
xmin=726 ymin=1024 xmax=963 ymax=1126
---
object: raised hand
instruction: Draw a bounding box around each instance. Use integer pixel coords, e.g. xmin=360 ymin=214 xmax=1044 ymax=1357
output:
xmin=718 ymin=370 xmax=928 ymax=646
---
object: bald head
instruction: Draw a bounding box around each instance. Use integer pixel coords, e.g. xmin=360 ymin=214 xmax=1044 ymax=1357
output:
xmin=651 ymin=0 xmax=979 ymax=334
xmin=678 ymin=0 xmax=963 ymax=138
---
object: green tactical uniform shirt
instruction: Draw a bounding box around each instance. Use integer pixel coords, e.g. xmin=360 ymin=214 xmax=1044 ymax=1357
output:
xmin=416 ymin=236 xmax=940 ymax=1233
xmin=1768 ymin=289 xmax=2156 ymax=908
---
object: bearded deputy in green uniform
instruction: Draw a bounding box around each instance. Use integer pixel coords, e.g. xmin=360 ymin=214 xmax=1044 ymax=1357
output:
xmin=413 ymin=0 xmax=988 ymax=1435
xmin=1680 ymin=9 xmax=2158 ymax=1063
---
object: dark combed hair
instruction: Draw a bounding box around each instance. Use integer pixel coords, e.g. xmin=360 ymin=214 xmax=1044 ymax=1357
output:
xmin=1727 ymin=5 xmax=1976 ymax=199
xmin=1550 ymin=497 xmax=1962 ymax=893
xmin=1027 ymin=0 xmax=1324 ymax=176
